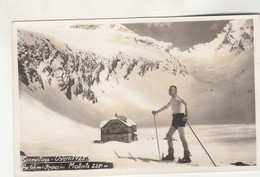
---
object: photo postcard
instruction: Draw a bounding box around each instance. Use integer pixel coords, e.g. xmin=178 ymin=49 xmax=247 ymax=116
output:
xmin=13 ymin=14 xmax=260 ymax=176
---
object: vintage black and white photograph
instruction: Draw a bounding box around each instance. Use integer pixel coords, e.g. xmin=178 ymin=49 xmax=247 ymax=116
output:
xmin=13 ymin=15 xmax=259 ymax=176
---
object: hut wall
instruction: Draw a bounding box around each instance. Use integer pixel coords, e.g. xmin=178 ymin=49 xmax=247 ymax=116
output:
xmin=132 ymin=132 xmax=138 ymax=141
xmin=101 ymin=133 xmax=132 ymax=143
xmin=132 ymin=125 xmax=137 ymax=132
xmin=100 ymin=119 xmax=138 ymax=143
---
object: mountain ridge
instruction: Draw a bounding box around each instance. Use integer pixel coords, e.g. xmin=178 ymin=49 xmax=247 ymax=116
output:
xmin=17 ymin=26 xmax=188 ymax=103
xmin=17 ymin=19 xmax=255 ymax=126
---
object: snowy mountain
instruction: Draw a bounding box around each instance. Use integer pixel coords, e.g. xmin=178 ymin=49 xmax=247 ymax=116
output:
xmin=184 ymin=19 xmax=253 ymax=55
xmin=171 ymin=19 xmax=255 ymax=124
xmin=17 ymin=24 xmax=188 ymax=104
xmin=17 ymin=19 xmax=255 ymax=126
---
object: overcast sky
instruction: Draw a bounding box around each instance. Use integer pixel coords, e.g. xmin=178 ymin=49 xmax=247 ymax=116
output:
xmin=124 ymin=20 xmax=229 ymax=50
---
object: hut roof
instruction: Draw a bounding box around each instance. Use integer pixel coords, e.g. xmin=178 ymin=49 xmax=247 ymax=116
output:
xmin=100 ymin=117 xmax=136 ymax=128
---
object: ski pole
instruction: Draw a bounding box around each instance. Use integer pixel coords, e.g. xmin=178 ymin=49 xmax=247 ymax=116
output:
xmin=153 ymin=114 xmax=161 ymax=160
xmin=187 ymin=122 xmax=217 ymax=167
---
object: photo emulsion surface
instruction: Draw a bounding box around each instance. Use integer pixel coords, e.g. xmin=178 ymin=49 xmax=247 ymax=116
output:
xmin=13 ymin=15 xmax=259 ymax=175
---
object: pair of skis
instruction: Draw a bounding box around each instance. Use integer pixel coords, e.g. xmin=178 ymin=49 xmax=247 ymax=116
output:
xmin=114 ymin=151 xmax=136 ymax=161
xmin=114 ymin=151 xmax=183 ymax=163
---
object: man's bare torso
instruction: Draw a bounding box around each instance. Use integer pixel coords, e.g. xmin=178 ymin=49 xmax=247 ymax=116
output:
xmin=169 ymin=96 xmax=183 ymax=114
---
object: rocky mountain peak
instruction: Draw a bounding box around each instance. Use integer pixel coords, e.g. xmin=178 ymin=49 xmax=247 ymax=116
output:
xmin=17 ymin=28 xmax=188 ymax=104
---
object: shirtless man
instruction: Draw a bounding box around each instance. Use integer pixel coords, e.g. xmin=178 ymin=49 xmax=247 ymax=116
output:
xmin=152 ymin=85 xmax=191 ymax=163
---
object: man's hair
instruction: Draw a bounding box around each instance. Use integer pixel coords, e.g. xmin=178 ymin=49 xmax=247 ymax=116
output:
xmin=170 ymin=85 xmax=177 ymax=91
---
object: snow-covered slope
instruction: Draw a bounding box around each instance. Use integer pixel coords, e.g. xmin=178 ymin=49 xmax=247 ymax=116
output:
xmin=171 ymin=19 xmax=255 ymax=124
xmin=19 ymin=89 xmax=98 ymax=144
xmin=17 ymin=23 xmax=189 ymax=127
xmin=179 ymin=19 xmax=254 ymax=84
xmin=19 ymin=93 xmax=256 ymax=167
xmin=17 ymin=19 xmax=255 ymax=126
xmin=17 ymin=24 xmax=187 ymax=103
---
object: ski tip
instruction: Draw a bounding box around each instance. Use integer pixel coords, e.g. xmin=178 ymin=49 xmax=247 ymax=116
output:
xmin=114 ymin=150 xmax=121 ymax=158
xmin=128 ymin=152 xmax=137 ymax=161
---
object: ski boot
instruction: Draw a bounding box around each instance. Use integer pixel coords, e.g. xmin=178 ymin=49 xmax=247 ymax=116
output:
xmin=162 ymin=148 xmax=175 ymax=161
xmin=178 ymin=150 xmax=191 ymax=163
xmin=162 ymin=153 xmax=174 ymax=161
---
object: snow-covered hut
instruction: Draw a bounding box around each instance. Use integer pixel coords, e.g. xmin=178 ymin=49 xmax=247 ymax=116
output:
xmin=100 ymin=114 xmax=137 ymax=143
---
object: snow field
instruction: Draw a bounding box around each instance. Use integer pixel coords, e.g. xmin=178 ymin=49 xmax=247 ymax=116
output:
xmin=20 ymin=97 xmax=256 ymax=169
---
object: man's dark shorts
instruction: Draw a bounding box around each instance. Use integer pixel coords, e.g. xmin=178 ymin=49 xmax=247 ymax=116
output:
xmin=171 ymin=113 xmax=186 ymax=129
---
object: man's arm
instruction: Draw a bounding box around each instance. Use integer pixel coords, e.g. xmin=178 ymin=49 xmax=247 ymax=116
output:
xmin=177 ymin=95 xmax=188 ymax=115
xmin=177 ymin=96 xmax=189 ymax=121
xmin=152 ymin=99 xmax=171 ymax=115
